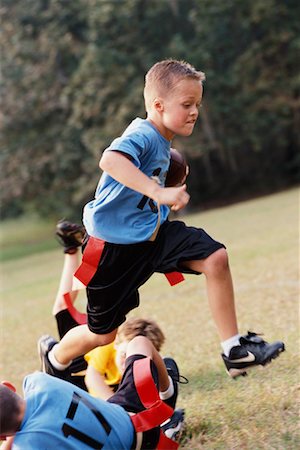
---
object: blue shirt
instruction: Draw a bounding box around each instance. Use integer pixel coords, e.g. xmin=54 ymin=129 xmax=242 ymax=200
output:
xmin=13 ymin=372 xmax=134 ymax=450
xmin=83 ymin=118 xmax=171 ymax=244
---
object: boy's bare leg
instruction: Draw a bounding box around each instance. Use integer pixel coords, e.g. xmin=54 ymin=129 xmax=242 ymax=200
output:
xmin=84 ymin=364 xmax=115 ymax=400
xmin=52 ymin=325 xmax=117 ymax=365
xmin=52 ymin=252 xmax=80 ymax=316
xmin=183 ymin=248 xmax=238 ymax=341
xmin=126 ymin=335 xmax=170 ymax=392
xmin=183 ymin=247 xmax=284 ymax=377
xmin=52 ymin=219 xmax=85 ymax=316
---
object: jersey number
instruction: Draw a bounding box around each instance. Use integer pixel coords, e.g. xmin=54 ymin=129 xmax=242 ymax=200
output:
xmin=62 ymin=392 xmax=111 ymax=448
xmin=137 ymin=168 xmax=161 ymax=212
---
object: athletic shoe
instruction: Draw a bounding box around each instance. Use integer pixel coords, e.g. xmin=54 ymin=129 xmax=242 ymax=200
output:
xmin=222 ymin=331 xmax=285 ymax=378
xmin=38 ymin=334 xmax=72 ymax=382
xmin=161 ymin=408 xmax=185 ymax=442
xmin=163 ymin=357 xmax=189 ymax=409
xmin=55 ymin=219 xmax=85 ymax=254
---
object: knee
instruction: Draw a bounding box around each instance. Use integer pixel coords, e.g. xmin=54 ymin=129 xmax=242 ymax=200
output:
xmin=205 ymin=248 xmax=229 ymax=275
xmin=126 ymin=335 xmax=153 ymax=358
xmin=88 ymin=328 xmax=117 ymax=346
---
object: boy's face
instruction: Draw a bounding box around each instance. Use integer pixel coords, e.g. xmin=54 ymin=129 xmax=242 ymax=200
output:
xmin=154 ymin=78 xmax=203 ymax=141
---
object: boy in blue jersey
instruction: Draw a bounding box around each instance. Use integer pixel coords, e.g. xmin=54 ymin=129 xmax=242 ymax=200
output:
xmin=0 ymin=336 xmax=184 ymax=450
xmin=40 ymin=59 xmax=284 ymax=380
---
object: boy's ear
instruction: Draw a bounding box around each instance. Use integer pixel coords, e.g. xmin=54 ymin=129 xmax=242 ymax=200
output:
xmin=153 ymin=97 xmax=164 ymax=112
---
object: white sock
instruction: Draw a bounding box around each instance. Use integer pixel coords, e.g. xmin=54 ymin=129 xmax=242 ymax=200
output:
xmin=48 ymin=344 xmax=71 ymax=371
xmin=159 ymin=376 xmax=174 ymax=400
xmin=221 ymin=334 xmax=241 ymax=357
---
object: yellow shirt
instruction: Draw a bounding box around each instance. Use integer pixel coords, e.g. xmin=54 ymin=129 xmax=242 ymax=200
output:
xmin=84 ymin=342 xmax=121 ymax=387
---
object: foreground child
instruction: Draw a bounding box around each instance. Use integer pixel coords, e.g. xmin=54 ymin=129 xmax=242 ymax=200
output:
xmin=40 ymin=59 xmax=284 ymax=382
xmin=0 ymin=336 xmax=184 ymax=450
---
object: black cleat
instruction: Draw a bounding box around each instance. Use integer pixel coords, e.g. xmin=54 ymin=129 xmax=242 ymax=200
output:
xmin=161 ymin=408 xmax=185 ymax=442
xmin=56 ymin=220 xmax=85 ymax=254
xmin=163 ymin=357 xmax=188 ymax=409
xmin=38 ymin=334 xmax=72 ymax=382
xmin=222 ymin=331 xmax=285 ymax=378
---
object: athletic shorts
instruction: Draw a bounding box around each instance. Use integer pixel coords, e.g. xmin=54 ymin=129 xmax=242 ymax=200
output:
xmin=86 ymin=219 xmax=225 ymax=334
xmin=108 ymin=354 xmax=160 ymax=449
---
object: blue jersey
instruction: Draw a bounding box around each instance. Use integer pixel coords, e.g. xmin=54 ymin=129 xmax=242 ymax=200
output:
xmin=83 ymin=118 xmax=171 ymax=244
xmin=12 ymin=372 xmax=134 ymax=450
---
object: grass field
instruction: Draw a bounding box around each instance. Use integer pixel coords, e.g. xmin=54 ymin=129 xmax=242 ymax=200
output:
xmin=0 ymin=188 xmax=299 ymax=449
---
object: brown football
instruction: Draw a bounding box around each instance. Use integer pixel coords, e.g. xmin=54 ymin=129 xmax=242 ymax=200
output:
xmin=165 ymin=148 xmax=188 ymax=187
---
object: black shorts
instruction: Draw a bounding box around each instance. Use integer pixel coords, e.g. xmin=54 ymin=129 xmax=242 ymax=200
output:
xmin=108 ymin=354 xmax=160 ymax=449
xmin=86 ymin=219 xmax=225 ymax=334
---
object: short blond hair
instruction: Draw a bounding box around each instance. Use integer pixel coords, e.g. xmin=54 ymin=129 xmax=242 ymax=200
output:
xmin=144 ymin=59 xmax=205 ymax=112
xmin=118 ymin=317 xmax=165 ymax=351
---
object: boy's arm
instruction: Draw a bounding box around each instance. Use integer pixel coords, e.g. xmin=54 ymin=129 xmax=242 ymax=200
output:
xmin=84 ymin=365 xmax=115 ymax=400
xmin=100 ymin=151 xmax=190 ymax=211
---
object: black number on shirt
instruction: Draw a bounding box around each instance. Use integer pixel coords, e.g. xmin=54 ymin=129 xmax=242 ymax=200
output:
xmin=62 ymin=391 xmax=111 ymax=448
xmin=137 ymin=168 xmax=161 ymax=212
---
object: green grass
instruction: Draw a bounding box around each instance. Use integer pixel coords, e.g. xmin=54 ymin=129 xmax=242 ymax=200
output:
xmin=1 ymin=188 xmax=299 ymax=449
xmin=0 ymin=215 xmax=57 ymax=261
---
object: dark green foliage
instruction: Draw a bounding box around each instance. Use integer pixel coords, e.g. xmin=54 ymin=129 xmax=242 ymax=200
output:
xmin=1 ymin=0 xmax=299 ymax=219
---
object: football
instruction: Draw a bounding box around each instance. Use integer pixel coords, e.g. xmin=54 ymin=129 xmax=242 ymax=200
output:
xmin=165 ymin=148 xmax=188 ymax=187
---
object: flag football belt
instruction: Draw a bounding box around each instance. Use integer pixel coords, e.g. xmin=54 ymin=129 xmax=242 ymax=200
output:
xmin=64 ymin=236 xmax=185 ymax=324
xmin=130 ymin=357 xmax=179 ymax=450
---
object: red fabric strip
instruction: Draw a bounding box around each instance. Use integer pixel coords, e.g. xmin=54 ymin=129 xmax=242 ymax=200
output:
xmin=157 ymin=431 xmax=179 ymax=450
xmin=131 ymin=401 xmax=174 ymax=432
xmin=65 ymin=237 xmax=105 ymax=324
xmin=131 ymin=357 xmax=173 ymax=431
xmin=130 ymin=358 xmax=178 ymax=449
xmin=1 ymin=381 xmax=16 ymax=392
xmin=64 ymin=292 xmax=87 ymax=325
xmin=164 ymin=272 xmax=185 ymax=286
xmin=133 ymin=358 xmax=163 ymax=408
xmin=74 ymin=237 xmax=105 ymax=286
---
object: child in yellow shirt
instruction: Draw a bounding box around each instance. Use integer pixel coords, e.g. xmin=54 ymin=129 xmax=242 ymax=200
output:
xmin=84 ymin=317 xmax=166 ymax=399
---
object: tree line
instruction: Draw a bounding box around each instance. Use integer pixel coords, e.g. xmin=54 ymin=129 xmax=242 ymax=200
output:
xmin=1 ymin=0 xmax=299 ymax=220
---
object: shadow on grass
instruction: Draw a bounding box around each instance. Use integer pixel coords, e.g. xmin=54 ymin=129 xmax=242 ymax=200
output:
xmin=177 ymin=369 xmax=226 ymax=448
xmin=0 ymin=240 xmax=57 ymax=262
xmin=180 ymin=415 xmax=221 ymax=449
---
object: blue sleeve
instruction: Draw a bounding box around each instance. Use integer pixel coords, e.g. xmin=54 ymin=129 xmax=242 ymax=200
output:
xmin=105 ymin=132 xmax=149 ymax=167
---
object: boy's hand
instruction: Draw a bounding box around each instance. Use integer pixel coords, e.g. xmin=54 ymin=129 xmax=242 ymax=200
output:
xmin=156 ymin=184 xmax=190 ymax=211
xmin=100 ymin=151 xmax=189 ymax=211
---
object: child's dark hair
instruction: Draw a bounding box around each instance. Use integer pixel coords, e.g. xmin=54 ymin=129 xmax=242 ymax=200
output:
xmin=0 ymin=384 xmax=22 ymax=436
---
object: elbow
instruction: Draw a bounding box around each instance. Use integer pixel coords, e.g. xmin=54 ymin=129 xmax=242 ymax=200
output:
xmin=99 ymin=155 xmax=106 ymax=171
xmin=99 ymin=152 xmax=114 ymax=172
